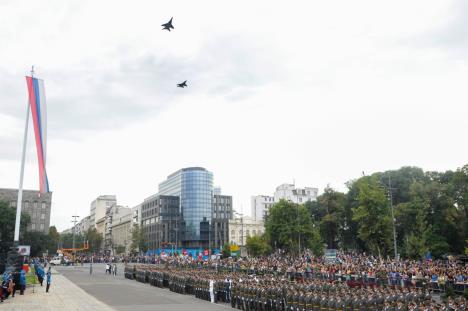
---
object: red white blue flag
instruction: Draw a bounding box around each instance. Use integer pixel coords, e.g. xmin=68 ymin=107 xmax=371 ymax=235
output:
xmin=26 ymin=76 xmax=50 ymax=193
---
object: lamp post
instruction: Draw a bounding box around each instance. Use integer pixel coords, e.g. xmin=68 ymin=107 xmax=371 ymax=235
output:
xmin=379 ymin=175 xmax=398 ymax=260
xmin=71 ymin=215 xmax=79 ymax=264
xmin=234 ymin=211 xmax=244 ymax=256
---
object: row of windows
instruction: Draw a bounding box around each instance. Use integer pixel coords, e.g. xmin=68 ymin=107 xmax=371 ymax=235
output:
xmin=30 ymin=223 xmax=45 ymax=231
xmin=230 ymin=229 xmax=262 ymax=237
xmin=10 ymin=201 xmax=48 ymax=209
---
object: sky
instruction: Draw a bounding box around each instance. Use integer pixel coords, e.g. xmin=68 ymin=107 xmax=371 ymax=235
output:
xmin=0 ymin=0 xmax=467 ymax=232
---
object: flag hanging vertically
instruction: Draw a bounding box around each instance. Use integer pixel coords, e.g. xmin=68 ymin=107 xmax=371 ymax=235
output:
xmin=26 ymin=76 xmax=49 ymax=193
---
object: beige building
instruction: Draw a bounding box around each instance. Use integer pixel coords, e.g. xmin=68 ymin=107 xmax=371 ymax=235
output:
xmin=89 ymin=195 xmax=116 ymax=228
xmin=111 ymin=212 xmax=132 ymax=254
xmin=228 ymin=216 xmax=264 ymax=247
xmin=95 ymin=216 xmax=106 ymax=249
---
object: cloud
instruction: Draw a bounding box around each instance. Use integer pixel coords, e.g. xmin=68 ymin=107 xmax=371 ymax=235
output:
xmin=407 ymin=0 xmax=468 ymax=55
xmin=0 ymin=34 xmax=280 ymax=144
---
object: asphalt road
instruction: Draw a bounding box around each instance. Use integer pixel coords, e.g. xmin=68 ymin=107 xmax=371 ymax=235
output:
xmin=55 ymin=263 xmax=229 ymax=311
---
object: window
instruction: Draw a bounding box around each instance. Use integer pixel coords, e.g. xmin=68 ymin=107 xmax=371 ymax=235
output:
xmin=41 ymin=214 xmax=45 ymax=220
xmin=246 ymin=230 xmax=250 ymax=236
xmin=31 ymin=224 xmax=36 ymax=230
xmin=10 ymin=201 xmax=16 ymax=207
xmin=40 ymin=224 xmax=44 ymax=230
xmin=253 ymin=230 xmax=256 ymax=235
xmin=34 ymin=201 xmax=38 ymax=208
xmin=41 ymin=202 xmax=46 ymax=209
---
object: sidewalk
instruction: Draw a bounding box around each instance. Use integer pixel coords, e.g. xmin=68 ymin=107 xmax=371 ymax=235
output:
xmin=1 ymin=269 xmax=115 ymax=311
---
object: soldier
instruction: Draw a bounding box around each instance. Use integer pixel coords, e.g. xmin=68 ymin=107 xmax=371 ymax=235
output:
xmin=383 ymin=301 xmax=394 ymax=311
xmin=395 ymin=300 xmax=405 ymax=311
xmin=319 ymin=292 xmax=328 ymax=311
xmin=336 ymin=294 xmax=345 ymax=311
xmin=328 ymin=294 xmax=336 ymax=311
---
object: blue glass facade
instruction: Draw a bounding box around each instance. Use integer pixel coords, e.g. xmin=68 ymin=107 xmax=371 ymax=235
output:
xmin=158 ymin=167 xmax=213 ymax=244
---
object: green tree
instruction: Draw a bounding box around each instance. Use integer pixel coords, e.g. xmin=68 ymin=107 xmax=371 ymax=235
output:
xmin=246 ymin=234 xmax=271 ymax=257
xmin=115 ymin=245 xmax=126 ymax=255
xmin=22 ymin=231 xmax=56 ymax=257
xmin=0 ymin=200 xmax=31 ymax=255
xmin=315 ymin=187 xmax=346 ymax=249
xmin=84 ymin=228 xmax=102 ymax=252
xmin=352 ymin=177 xmax=393 ymax=257
xmin=130 ymin=224 xmax=147 ymax=254
xmin=266 ymin=199 xmax=322 ymax=255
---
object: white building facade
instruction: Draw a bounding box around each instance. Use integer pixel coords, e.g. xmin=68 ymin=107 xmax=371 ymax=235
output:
xmin=251 ymin=184 xmax=318 ymax=222
xmin=251 ymin=195 xmax=275 ymax=221
xmin=75 ymin=215 xmax=91 ymax=236
xmin=274 ymin=183 xmax=318 ymax=204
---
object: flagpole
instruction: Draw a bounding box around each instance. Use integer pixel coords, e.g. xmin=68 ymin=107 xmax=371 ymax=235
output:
xmin=13 ymin=66 xmax=34 ymax=244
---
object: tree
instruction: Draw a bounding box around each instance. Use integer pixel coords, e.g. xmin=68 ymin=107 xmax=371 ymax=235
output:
xmin=265 ymin=199 xmax=322 ymax=255
xmin=130 ymin=224 xmax=147 ymax=254
xmin=84 ymin=228 xmax=102 ymax=252
xmin=115 ymin=245 xmax=126 ymax=255
xmin=246 ymin=234 xmax=271 ymax=257
xmin=352 ymin=177 xmax=393 ymax=257
xmin=314 ymin=186 xmax=346 ymax=249
xmin=0 ymin=201 xmax=31 ymax=255
xmin=22 ymin=231 xmax=56 ymax=257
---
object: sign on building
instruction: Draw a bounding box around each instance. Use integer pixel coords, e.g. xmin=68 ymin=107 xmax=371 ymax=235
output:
xmin=17 ymin=245 xmax=31 ymax=256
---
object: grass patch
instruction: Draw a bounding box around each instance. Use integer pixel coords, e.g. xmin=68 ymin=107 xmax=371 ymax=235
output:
xmin=26 ymin=266 xmax=38 ymax=285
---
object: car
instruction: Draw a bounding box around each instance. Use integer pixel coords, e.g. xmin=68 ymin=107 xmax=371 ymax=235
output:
xmin=50 ymin=257 xmax=62 ymax=265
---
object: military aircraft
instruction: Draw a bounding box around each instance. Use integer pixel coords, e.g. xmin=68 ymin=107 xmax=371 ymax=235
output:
xmin=177 ymin=80 xmax=187 ymax=88
xmin=162 ymin=17 xmax=174 ymax=31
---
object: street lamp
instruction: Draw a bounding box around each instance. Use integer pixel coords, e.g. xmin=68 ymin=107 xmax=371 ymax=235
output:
xmin=234 ymin=211 xmax=244 ymax=256
xmin=379 ymin=175 xmax=398 ymax=260
xmin=71 ymin=215 xmax=80 ymax=264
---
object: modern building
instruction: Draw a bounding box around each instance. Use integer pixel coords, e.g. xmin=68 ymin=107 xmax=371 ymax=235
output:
xmin=0 ymin=188 xmax=52 ymax=234
xmin=251 ymin=195 xmax=275 ymax=221
xmin=228 ymin=216 xmax=264 ymax=248
xmin=89 ymin=195 xmax=116 ymax=228
xmin=110 ymin=212 xmax=132 ymax=255
xmin=141 ymin=195 xmax=180 ymax=251
xmin=158 ymin=167 xmax=214 ymax=249
xmin=211 ymin=194 xmax=233 ymax=249
xmin=274 ymin=184 xmax=318 ymax=204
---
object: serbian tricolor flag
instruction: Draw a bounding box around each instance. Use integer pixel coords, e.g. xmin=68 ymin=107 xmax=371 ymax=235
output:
xmin=26 ymin=76 xmax=50 ymax=193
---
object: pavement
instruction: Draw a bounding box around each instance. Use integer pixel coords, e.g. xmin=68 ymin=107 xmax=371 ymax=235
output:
xmin=0 ymin=267 xmax=114 ymax=311
xmin=56 ymin=263 xmax=229 ymax=311
xmin=1 ymin=263 xmax=229 ymax=311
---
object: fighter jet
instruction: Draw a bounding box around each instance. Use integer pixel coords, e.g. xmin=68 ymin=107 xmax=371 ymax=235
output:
xmin=177 ymin=80 xmax=187 ymax=88
xmin=162 ymin=17 xmax=174 ymax=31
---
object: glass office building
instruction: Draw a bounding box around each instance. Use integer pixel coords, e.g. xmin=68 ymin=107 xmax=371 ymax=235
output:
xmin=158 ymin=167 xmax=213 ymax=247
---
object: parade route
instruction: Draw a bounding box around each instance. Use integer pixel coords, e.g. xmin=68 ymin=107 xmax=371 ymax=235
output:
xmin=56 ymin=263 xmax=229 ymax=311
xmin=0 ymin=267 xmax=114 ymax=311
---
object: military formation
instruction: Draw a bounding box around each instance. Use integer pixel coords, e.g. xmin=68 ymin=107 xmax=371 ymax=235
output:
xmin=124 ymin=263 xmax=466 ymax=311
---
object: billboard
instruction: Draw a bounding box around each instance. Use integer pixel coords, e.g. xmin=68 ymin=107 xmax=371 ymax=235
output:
xmin=17 ymin=245 xmax=31 ymax=256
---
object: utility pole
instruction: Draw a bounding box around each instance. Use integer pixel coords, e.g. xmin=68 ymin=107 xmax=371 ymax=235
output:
xmin=71 ymin=215 xmax=79 ymax=263
xmin=387 ymin=176 xmax=398 ymax=260
xmin=297 ymin=199 xmax=301 ymax=257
